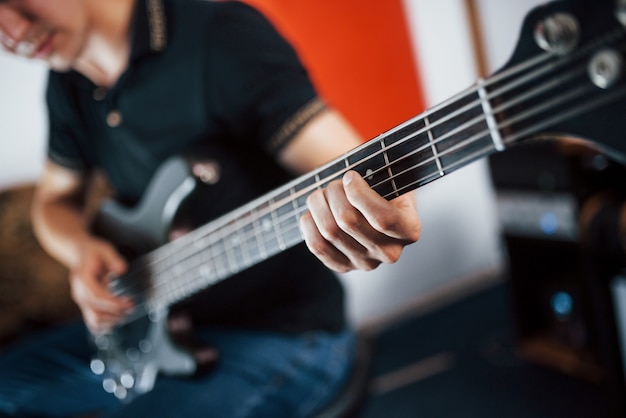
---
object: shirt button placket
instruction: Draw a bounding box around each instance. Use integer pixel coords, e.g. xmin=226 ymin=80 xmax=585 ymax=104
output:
xmin=92 ymin=86 xmax=122 ymax=129
xmin=93 ymin=86 xmax=107 ymax=101
xmin=107 ymin=110 xmax=123 ymax=128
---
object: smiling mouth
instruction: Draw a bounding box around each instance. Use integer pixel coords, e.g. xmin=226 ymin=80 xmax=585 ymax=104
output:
xmin=34 ymin=31 xmax=55 ymax=58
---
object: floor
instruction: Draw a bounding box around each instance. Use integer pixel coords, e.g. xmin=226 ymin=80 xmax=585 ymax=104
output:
xmin=355 ymin=280 xmax=623 ymax=418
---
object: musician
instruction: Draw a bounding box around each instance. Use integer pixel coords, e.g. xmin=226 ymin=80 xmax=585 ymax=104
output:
xmin=0 ymin=0 xmax=421 ymax=416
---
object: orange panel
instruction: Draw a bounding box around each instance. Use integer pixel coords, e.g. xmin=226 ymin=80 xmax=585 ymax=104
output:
xmin=243 ymin=0 xmax=425 ymax=141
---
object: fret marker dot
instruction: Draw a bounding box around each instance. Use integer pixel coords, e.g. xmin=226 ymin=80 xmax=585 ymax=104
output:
xmin=366 ymin=169 xmax=374 ymax=180
xmin=262 ymin=219 xmax=272 ymax=231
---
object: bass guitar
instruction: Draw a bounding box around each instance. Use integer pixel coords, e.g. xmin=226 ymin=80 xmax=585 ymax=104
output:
xmin=90 ymin=0 xmax=626 ymax=401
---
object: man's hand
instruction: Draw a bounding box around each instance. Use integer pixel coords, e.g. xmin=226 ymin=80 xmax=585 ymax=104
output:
xmin=69 ymin=237 xmax=132 ymax=334
xmin=300 ymin=170 xmax=421 ymax=273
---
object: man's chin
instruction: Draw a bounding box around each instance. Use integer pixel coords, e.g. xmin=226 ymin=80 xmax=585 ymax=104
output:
xmin=43 ymin=54 xmax=72 ymax=73
xmin=47 ymin=56 xmax=73 ymax=72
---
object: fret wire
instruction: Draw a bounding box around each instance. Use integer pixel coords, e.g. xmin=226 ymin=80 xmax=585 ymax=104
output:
xmin=220 ymin=223 xmax=237 ymax=273
xmin=269 ymin=199 xmax=286 ymax=251
xmin=251 ymin=208 xmax=268 ymax=260
xmin=198 ymin=255 xmax=213 ymax=284
xmin=236 ymin=217 xmax=251 ymax=267
xmin=379 ymin=137 xmax=399 ymax=198
xmin=424 ymin=115 xmax=444 ymax=177
xmin=290 ymin=188 xmax=303 ymax=240
xmin=212 ymin=237 xmax=229 ymax=278
xmin=477 ymin=78 xmax=504 ymax=151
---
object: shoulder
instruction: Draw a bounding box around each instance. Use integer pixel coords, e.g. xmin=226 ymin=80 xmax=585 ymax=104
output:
xmin=166 ymin=0 xmax=283 ymax=52
xmin=45 ymin=70 xmax=83 ymax=115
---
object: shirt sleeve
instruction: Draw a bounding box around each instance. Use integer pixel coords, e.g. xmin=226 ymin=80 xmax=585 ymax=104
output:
xmin=206 ymin=2 xmax=326 ymax=155
xmin=45 ymin=71 xmax=91 ymax=171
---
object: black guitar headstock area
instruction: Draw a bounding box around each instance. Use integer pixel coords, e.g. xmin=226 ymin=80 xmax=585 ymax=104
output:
xmin=492 ymin=0 xmax=626 ymax=164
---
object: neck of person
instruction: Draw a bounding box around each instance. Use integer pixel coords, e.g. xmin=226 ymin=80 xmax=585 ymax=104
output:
xmin=75 ymin=0 xmax=135 ymax=87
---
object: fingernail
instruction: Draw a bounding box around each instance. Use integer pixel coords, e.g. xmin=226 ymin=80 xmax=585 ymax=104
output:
xmin=343 ymin=171 xmax=355 ymax=186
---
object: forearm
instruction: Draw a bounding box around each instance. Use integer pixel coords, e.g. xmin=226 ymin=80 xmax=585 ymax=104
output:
xmin=31 ymin=196 xmax=93 ymax=270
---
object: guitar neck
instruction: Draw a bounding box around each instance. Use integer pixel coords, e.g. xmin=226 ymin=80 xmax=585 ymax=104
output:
xmin=136 ymin=82 xmax=504 ymax=312
xmin=131 ymin=17 xmax=626 ymax=313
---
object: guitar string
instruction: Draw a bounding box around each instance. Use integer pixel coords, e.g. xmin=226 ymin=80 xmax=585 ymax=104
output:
xmin=130 ymin=50 xmax=564 ymax=275
xmin=132 ymin=49 xmax=571 ymax=285
xmin=144 ymin=57 xmax=587 ymax=289
xmin=129 ymin=85 xmax=612 ymax=316
xmin=147 ymin=70 xmax=625 ymax=309
xmin=113 ymin=31 xmax=625 ymax=316
xmin=114 ymin=47 xmax=603 ymax=311
xmin=143 ymin=52 xmax=573 ymax=276
xmin=147 ymin=78 xmax=601 ymax=309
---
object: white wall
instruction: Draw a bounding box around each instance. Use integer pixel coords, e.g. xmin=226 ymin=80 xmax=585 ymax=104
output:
xmin=476 ymin=0 xmax=547 ymax=74
xmin=0 ymin=55 xmax=47 ymax=190
xmin=0 ymin=0 xmax=546 ymax=327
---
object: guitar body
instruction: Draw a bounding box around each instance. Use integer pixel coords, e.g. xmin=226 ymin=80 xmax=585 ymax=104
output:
xmin=91 ymin=157 xmax=212 ymax=401
xmin=88 ymin=0 xmax=626 ymax=402
xmin=93 ymin=157 xmax=199 ymax=258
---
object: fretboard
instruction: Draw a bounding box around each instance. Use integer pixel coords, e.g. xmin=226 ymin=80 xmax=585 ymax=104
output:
xmin=121 ymin=26 xmax=626 ymax=317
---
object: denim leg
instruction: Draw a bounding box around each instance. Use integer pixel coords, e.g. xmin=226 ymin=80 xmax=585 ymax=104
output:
xmin=106 ymin=328 xmax=356 ymax=418
xmin=0 ymin=324 xmax=355 ymax=418
xmin=0 ymin=320 xmax=120 ymax=417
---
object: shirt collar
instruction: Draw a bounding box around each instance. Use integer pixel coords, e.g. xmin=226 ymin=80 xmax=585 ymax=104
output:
xmin=130 ymin=0 xmax=168 ymax=59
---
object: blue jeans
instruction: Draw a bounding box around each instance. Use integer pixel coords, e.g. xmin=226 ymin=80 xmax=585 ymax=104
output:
xmin=0 ymin=321 xmax=355 ymax=417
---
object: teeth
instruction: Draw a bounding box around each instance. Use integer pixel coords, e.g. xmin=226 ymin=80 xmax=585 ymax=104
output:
xmin=15 ymin=41 xmax=35 ymax=57
xmin=0 ymin=32 xmax=16 ymax=49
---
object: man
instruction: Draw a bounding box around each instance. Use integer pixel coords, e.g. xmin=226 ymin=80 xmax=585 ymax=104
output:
xmin=0 ymin=0 xmax=421 ymax=416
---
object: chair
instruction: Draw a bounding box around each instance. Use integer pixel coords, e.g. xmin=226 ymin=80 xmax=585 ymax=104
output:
xmin=312 ymin=334 xmax=372 ymax=418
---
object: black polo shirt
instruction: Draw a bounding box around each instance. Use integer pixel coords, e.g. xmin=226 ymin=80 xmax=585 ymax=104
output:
xmin=45 ymin=0 xmax=345 ymax=334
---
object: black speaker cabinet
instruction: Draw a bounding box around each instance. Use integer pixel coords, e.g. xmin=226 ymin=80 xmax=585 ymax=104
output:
xmin=503 ymin=235 xmax=604 ymax=381
xmin=490 ymin=140 xmax=626 ymax=416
